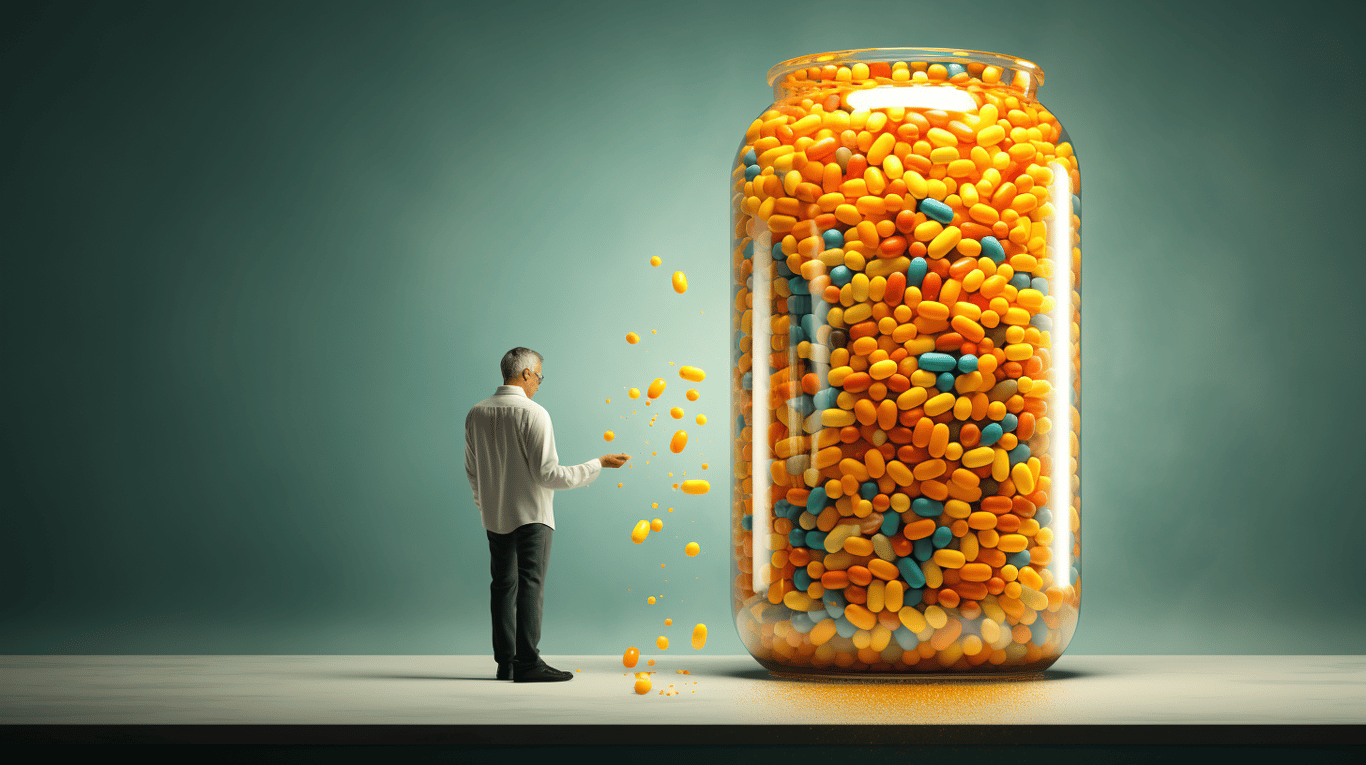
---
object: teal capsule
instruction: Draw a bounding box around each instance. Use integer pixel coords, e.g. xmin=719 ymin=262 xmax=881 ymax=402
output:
xmin=918 ymin=352 xmax=958 ymax=372
xmin=912 ymin=497 xmax=944 ymax=517
xmin=919 ymin=198 xmax=953 ymax=224
xmin=908 ymin=257 xmax=928 ymax=287
xmin=979 ymin=422 xmax=1003 ymax=447
xmin=981 ymin=236 xmax=1005 ymax=263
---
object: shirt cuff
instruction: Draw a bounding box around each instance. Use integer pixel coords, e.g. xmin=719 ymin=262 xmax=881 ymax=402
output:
xmin=589 ymin=458 xmax=602 ymax=470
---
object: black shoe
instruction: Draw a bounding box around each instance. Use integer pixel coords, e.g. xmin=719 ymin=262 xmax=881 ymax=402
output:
xmin=496 ymin=662 xmax=511 ymax=680
xmin=512 ymin=662 xmax=573 ymax=682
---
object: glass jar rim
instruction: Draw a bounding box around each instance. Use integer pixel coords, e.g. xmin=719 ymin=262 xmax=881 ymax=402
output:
xmin=767 ymin=47 xmax=1043 ymax=88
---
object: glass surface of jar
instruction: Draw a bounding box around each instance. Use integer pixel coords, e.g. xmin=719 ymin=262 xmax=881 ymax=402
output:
xmin=729 ymin=48 xmax=1081 ymax=678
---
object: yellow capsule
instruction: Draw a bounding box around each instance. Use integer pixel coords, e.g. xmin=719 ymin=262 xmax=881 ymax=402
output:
xmin=626 ymin=332 xmax=640 ymax=344
xmin=692 ymin=623 xmax=708 ymax=649
xmin=899 ymin=606 xmax=927 ymax=633
xmin=933 ymin=549 xmax=966 ymax=568
xmin=685 ymin=542 xmax=700 ymax=557
xmin=1011 ymin=462 xmax=1036 ymax=494
xmin=634 ymin=677 xmax=651 ymax=694
xmin=998 ymin=533 xmax=1029 ymax=553
xmin=670 ymin=430 xmax=688 ymax=453
xmin=629 ymin=388 xmax=641 ymax=399
xmin=924 ymin=392 xmax=956 ymax=416
xmin=604 ymin=431 xmax=615 ymax=441
xmin=651 ymin=518 xmax=663 ymax=532
xmin=869 ymin=359 xmax=897 ymax=380
xmin=962 ymin=446 xmax=994 ymax=468
xmin=657 ymin=635 xmax=669 ymax=650
xmin=821 ymin=408 xmax=856 ymax=428
xmin=672 ymin=271 xmax=688 ymax=293
xmin=924 ymin=604 xmax=948 ymax=629
xmin=976 ymin=124 xmax=1006 ymax=146
xmin=649 ymin=256 xmax=662 ymax=267
xmin=695 ymin=414 xmax=707 ymax=425
xmin=686 ymin=389 xmax=700 ymax=401
xmin=647 ymin=378 xmax=667 ymax=399
xmin=679 ymin=365 xmax=706 ymax=382
xmin=867 ymin=133 xmax=896 ymax=165
xmin=667 ymin=407 xmax=683 ymax=419
xmin=631 ymin=520 xmax=650 ymax=544
xmin=681 ymin=480 xmax=710 ymax=495
xmin=1004 ymin=343 xmax=1033 ymax=361
xmin=927 ymin=226 xmax=963 ymax=259
xmin=648 ymin=596 xmax=656 ymax=604
xmin=929 ymin=146 xmax=959 ymax=165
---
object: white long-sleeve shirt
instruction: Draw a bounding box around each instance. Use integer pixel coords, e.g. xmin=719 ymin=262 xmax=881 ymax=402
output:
xmin=465 ymin=385 xmax=602 ymax=534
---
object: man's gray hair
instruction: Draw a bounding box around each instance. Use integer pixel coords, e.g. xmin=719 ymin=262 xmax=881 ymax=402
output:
xmin=501 ymin=347 xmax=543 ymax=382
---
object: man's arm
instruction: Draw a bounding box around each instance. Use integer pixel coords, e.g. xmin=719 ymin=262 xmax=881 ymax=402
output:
xmin=521 ymin=408 xmax=601 ymax=490
xmin=464 ymin=413 xmax=480 ymax=509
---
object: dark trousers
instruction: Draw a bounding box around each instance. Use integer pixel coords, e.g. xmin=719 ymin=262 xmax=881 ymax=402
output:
xmin=485 ymin=522 xmax=552 ymax=668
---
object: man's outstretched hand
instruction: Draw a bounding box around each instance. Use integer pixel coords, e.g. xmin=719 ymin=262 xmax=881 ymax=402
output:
xmin=599 ymin=454 xmax=631 ymax=468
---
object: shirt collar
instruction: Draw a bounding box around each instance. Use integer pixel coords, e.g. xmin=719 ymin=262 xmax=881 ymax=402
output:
xmin=495 ymin=385 xmax=526 ymax=398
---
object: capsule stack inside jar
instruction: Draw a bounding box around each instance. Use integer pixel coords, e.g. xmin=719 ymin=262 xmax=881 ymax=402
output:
xmin=730 ymin=57 xmax=1081 ymax=674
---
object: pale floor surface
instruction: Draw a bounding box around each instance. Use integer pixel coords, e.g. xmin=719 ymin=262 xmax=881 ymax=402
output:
xmin=1 ymin=655 xmax=1362 ymax=726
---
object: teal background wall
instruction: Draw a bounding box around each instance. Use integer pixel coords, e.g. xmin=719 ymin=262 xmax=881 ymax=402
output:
xmin=3 ymin=0 xmax=1362 ymax=656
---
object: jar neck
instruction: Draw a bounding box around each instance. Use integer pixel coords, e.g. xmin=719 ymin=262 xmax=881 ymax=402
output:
xmin=769 ymin=47 xmax=1042 ymax=105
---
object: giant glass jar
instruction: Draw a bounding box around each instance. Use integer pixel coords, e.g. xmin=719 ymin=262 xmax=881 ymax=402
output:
xmin=730 ymin=48 xmax=1080 ymax=677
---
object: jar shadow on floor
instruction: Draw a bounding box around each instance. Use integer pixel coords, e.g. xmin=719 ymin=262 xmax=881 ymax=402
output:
xmin=712 ymin=667 xmax=1093 ymax=683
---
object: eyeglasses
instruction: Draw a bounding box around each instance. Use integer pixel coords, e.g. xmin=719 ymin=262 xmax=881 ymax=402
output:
xmin=529 ymin=370 xmax=543 ymax=384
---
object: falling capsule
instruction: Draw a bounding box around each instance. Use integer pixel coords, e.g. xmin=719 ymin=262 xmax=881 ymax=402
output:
xmin=647 ymin=379 xmax=667 ymax=399
xmin=623 ymin=647 xmax=639 ymax=668
xmin=631 ymin=520 xmax=650 ymax=544
xmin=692 ymin=624 xmax=708 ymax=649
xmin=672 ymin=271 xmax=688 ymax=293
xmin=670 ymin=431 xmax=688 ymax=453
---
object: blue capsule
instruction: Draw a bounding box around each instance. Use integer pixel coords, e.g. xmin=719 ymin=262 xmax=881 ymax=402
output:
xmin=741 ymin=372 xmax=752 ymax=390
xmin=981 ymin=236 xmax=1006 ymax=263
xmin=932 ymin=526 xmax=952 ymax=549
xmin=823 ymin=588 xmax=846 ymax=609
xmin=1071 ymin=193 xmax=1081 ymax=216
xmin=979 ymin=422 xmax=1003 ymax=447
xmin=789 ymin=295 xmax=811 ymax=314
xmin=908 ymin=256 xmax=928 ymax=287
xmin=775 ymin=259 xmax=793 ymax=278
xmin=880 ymin=511 xmax=900 ymax=537
xmin=936 ymin=372 xmax=956 ymax=392
xmin=805 ymin=530 xmax=827 ymax=549
xmin=1030 ymin=314 xmax=1053 ymax=331
xmin=1030 ymin=276 xmax=1049 ymax=296
xmin=860 ymin=481 xmax=879 ymax=500
xmin=1001 ymin=413 xmax=1018 ymax=432
xmin=788 ymin=528 xmax=806 ymax=548
xmin=772 ymin=242 xmax=785 ymax=260
xmin=830 ymin=265 xmax=853 ymax=287
xmin=790 ymin=611 xmax=817 ymax=633
xmin=800 ymin=313 xmax=816 ymax=338
xmin=1008 ymin=550 xmax=1031 ymax=568
xmin=773 ymin=499 xmax=791 ymax=519
xmin=822 ymin=229 xmax=844 ymax=250
xmin=743 ymin=149 xmax=757 ymax=165
xmin=1070 ymin=566 xmax=1079 ymax=585
xmin=806 ymin=487 xmax=828 ymax=514
xmin=919 ymin=197 xmax=953 ymax=224
xmin=741 ymin=514 xmax=753 ymax=530
xmin=745 ymin=163 xmax=761 ymax=181
xmin=1010 ymin=272 xmax=1031 ymax=289
xmin=834 ymin=616 xmax=858 ymax=638
xmin=813 ymin=388 xmax=839 ymax=410
xmin=1008 ymin=444 xmax=1030 ymax=465
xmin=918 ymin=352 xmax=958 ymax=372
xmin=912 ymin=497 xmax=943 ymax=517
xmin=787 ymin=276 xmax=809 ymax=295
xmin=945 ymin=63 xmax=966 ymax=78
xmin=1035 ymin=507 xmax=1052 ymax=526
xmin=742 ymin=240 xmax=753 ymax=259
xmin=1029 ymin=618 xmax=1048 ymax=646
xmin=957 ymin=354 xmax=978 ymax=373
xmin=897 ymin=557 xmax=926 ymax=588
xmin=912 ymin=538 xmax=933 ymax=561
xmin=893 ymin=625 xmax=918 ymax=649
xmin=789 ymin=325 xmax=807 ymax=345
xmin=794 ymin=568 xmax=812 ymax=591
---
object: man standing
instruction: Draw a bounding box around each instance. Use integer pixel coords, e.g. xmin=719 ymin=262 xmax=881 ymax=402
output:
xmin=465 ymin=347 xmax=630 ymax=682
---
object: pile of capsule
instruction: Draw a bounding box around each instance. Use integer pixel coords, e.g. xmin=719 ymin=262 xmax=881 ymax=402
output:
xmin=729 ymin=58 xmax=1082 ymax=673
